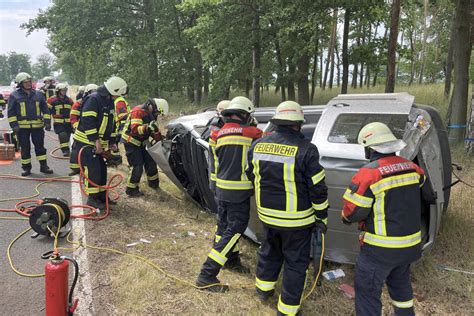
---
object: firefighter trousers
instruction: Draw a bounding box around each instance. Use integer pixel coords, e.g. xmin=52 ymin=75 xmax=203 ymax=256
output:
xmin=124 ymin=143 xmax=159 ymax=192
xmin=17 ymin=128 xmax=47 ymax=170
xmin=69 ymin=140 xmax=80 ymax=173
xmin=199 ymin=198 xmax=250 ymax=278
xmin=53 ymin=123 xmax=72 ymax=154
xmin=76 ymin=141 xmax=106 ymax=198
xmin=255 ymin=226 xmax=312 ymax=315
xmin=355 ymin=250 xmax=415 ymax=316
xmin=213 ymin=195 xmax=239 ymax=264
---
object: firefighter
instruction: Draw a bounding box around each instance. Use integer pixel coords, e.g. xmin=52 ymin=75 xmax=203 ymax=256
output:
xmin=47 ymin=83 xmax=74 ymax=156
xmin=7 ymin=72 xmax=53 ymax=176
xmin=114 ymin=91 xmax=130 ymax=143
xmin=0 ymin=93 xmax=5 ymax=118
xmin=76 ymin=85 xmax=85 ymax=101
xmin=121 ymin=98 xmax=167 ymax=197
xmin=72 ymin=76 xmax=127 ymax=209
xmin=342 ymin=122 xmax=427 ymax=316
xmin=196 ymin=96 xmax=262 ymax=292
xmin=69 ymin=83 xmax=98 ymax=175
xmin=40 ymin=76 xmax=56 ymax=100
xmin=247 ymin=101 xmax=329 ymax=315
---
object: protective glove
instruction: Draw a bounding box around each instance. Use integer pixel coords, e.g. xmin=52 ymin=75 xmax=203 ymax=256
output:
xmin=341 ymin=215 xmax=352 ymax=226
xmin=151 ymin=131 xmax=162 ymax=142
xmin=148 ymin=120 xmax=159 ymax=133
xmin=249 ymin=117 xmax=259 ymax=127
xmin=314 ymin=220 xmax=327 ymax=234
xmin=44 ymin=123 xmax=51 ymax=131
xmin=12 ymin=126 xmax=20 ymax=133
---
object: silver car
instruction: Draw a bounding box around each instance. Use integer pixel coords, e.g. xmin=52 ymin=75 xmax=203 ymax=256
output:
xmin=148 ymin=93 xmax=452 ymax=264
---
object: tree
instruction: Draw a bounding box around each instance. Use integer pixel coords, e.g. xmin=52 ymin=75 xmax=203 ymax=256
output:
xmin=385 ymin=0 xmax=401 ymax=93
xmin=341 ymin=9 xmax=350 ymax=94
xmin=32 ymin=53 xmax=55 ymax=79
xmin=7 ymin=52 xmax=31 ymax=77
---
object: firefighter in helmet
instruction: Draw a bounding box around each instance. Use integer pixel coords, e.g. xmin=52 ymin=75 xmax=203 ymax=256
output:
xmin=121 ymin=98 xmax=168 ymax=197
xmin=47 ymin=83 xmax=74 ymax=156
xmin=7 ymin=72 xmax=53 ymax=176
xmin=76 ymin=85 xmax=85 ymax=101
xmin=196 ymin=96 xmax=262 ymax=292
xmin=0 ymin=92 xmax=5 ymax=118
xmin=72 ymin=76 xmax=126 ymax=209
xmin=342 ymin=122 xmax=428 ymax=316
xmin=40 ymin=76 xmax=56 ymax=100
xmin=69 ymin=84 xmax=98 ymax=175
xmin=247 ymin=101 xmax=329 ymax=315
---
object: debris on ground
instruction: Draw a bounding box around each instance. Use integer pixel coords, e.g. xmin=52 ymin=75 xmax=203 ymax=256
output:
xmin=339 ymin=284 xmax=355 ymax=299
xmin=322 ymin=269 xmax=345 ymax=280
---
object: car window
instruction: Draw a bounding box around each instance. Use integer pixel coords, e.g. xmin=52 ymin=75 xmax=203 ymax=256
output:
xmin=328 ymin=113 xmax=407 ymax=144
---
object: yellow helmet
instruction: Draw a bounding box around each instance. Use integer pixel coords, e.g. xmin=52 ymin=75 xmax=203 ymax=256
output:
xmin=358 ymin=122 xmax=406 ymax=153
xmin=216 ymin=100 xmax=230 ymax=113
xmin=271 ymin=101 xmax=305 ymax=124
xmin=222 ymin=96 xmax=254 ymax=115
xmin=16 ymin=72 xmax=32 ymax=84
xmin=104 ymin=76 xmax=127 ymax=96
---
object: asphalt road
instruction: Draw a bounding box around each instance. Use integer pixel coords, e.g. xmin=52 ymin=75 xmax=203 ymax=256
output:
xmin=0 ymin=113 xmax=85 ymax=314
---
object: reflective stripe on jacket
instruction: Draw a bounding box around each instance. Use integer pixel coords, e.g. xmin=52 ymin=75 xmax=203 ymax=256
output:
xmin=248 ymin=126 xmax=329 ymax=229
xmin=342 ymin=154 xmax=425 ymax=260
xmin=47 ymin=96 xmax=74 ymax=124
xmin=7 ymin=88 xmax=51 ymax=129
xmin=114 ymin=96 xmax=130 ymax=134
xmin=70 ymin=100 xmax=82 ymax=129
xmin=121 ymin=105 xmax=153 ymax=147
xmin=214 ymin=121 xmax=262 ymax=202
xmin=207 ymin=116 xmax=225 ymax=192
xmin=73 ymin=87 xmax=116 ymax=146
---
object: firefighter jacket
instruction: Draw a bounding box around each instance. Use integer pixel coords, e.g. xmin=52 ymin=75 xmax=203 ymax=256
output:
xmin=114 ymin=96 xmax=130 ymax=134
xmin=47 ymin=95 xmax=74 ymax=125
xmin=342 ymin=153 xmax=426 ymax=265
xmin=75 ymin=91 xmax=83 ymax=101
xmin=7 ymin=88 xmax=51 ymax=129
xmin=70 ymin=100 xmax=82 ymax=129
xmin=0 ymin=93 xmax=5 ymax=108
xmin=73 ymin=86 xmax=116 ymax=146
xmin=121 ymin=104 xmax=154 ymax=147
xmin=40 ymin=85 xmax=56 ymax=101
xmin=247 ymin=126 xmax=329 ymax=229
xmin=213 ymin=120 xmax=262 ymax=203
xmin=206 ymin=116 xmax=225 ymax=192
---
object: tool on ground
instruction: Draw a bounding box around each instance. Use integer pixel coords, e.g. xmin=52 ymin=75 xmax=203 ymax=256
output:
xmin=28 ymin=198 xmax=71 ymax=238
xmin=43 ymin=251 xmax=79 ymax=316
xmin=311 ymin=226 xmax=325 ymax=287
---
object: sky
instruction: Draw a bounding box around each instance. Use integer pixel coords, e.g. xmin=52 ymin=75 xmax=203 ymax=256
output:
xmin=0 ymin=0 xmax=51 ymax=63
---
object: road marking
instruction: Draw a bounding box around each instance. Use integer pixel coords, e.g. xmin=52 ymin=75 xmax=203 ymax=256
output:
xmin=71 ymin=175 xmax=94 ymax=315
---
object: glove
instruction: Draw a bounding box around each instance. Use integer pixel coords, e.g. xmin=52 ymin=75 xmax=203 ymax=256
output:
xmin=249 ymin=117 xmax=258 ymax=127
xmin=151 ymin=131 xmax=162 ymax=142
xmin=45 ymin=123 xmax=51 ymax=131
xmin=314 ymin=220 xmax=327 ymax=234
xmin=12 ymin=126 xmax=20 ymax=133
xmin=342 ymin=216 xmax=352 ymax=226
xmin=148 ymin=121 xmax=159 ymax=133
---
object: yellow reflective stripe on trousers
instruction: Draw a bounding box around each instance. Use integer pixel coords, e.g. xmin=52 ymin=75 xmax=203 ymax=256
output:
xmin=278 ymin=296 xmax=299 ymax=315
xmin=148 ymin=173 xmax=159 ymax=181
xmin=255 ymin=277 xmax=277 ymax=291
xmin=126 ymin=166 xmax=138 ymax=188
xmin=343 ymin=188 xmax=374 ymax=208
xmin=363 ymin=231 xmax=421 ymax=248
xmin=392 ymin=299 xmax=414 ymax=308
xmin=221 ymin=233 xmax=241 ymax=257
xmin=37 ymin=154 xmax=46 ymax=161
xmin=216 ymin=178 xmax=253 ymax=190
xmin=311 ymin=169 xmax=325 ymax=185
xmin=370 ymin=172 xmax=420 ymax=195
xmin=21 ymin=158 xmax=32 ymax=164
xmin=20 ymin=102 xmax=26 ymax=117
xmin=208 ymin=249 xmax=227 ymax=266
xmin=374 ymin=192 xmax=387 ymax=236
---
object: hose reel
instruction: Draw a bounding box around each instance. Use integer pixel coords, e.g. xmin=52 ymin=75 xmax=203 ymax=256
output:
xmin=29 ymin=198 xmax=71 ymax=237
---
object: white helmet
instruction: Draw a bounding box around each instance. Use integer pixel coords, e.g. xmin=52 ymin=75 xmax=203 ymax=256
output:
xmin=84 ymin=83 xmax=98 ymax=94
xmin=55 ymin=82 xmax=68 ymax=92
xmin=78 ymin=85 xmax=85 ymax=92
xmin=222 ymin=96 xmax=254 ymax=115
xmin=150 ymin=98 xmax=169 ymax=115
xmin=358 ymin=122 xmax=406 ymax=154
xmin=271 ymin=101 xmax=305 ymax=125
xmin=104 ymin=76 xmax=127 ymax=96
xmin=216 ymin=100 xmax=230 ymax=113
xmin=16 ymin=72 xmax=32 ymax=84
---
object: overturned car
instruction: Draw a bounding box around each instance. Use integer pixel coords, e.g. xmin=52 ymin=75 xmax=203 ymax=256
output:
xmin=148 ymin=93 xmax=452 ymax=264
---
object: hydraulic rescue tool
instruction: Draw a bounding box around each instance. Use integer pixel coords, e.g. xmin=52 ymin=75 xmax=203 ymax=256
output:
xmin=28 ymin=198 xmax=71 ymax=238
xmin=311 ymin=226 xmax=325 ymax=287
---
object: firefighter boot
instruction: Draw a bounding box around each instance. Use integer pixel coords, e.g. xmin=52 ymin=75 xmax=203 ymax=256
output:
xmin=62 ymin=149 xmax=70 ymax=157
xmin=148 ymin=180 xmax=159 ymax=189
xmin=21 ymin=168 xmax=31 ymax=177
xmin=86 ymin=195 xmax=106 ymax=210
xmin=39 ymin=161 xmax=53 ymax=174
xmin=99 ymin=191 xmax=117 ymax=205
xmin=125 ymin=187 xmax=144 ymax=198
xmin=224 ymin=258 xmax=250 ymax=274
xmin=196 ymin=274 xmax=229 ymax=293
xmin=256 ymin=288 xmax=275 ymax=302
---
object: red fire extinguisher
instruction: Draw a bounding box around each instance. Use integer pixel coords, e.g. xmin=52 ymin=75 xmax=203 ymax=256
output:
xmin=43 ymin=251 xmax=79 ymax=316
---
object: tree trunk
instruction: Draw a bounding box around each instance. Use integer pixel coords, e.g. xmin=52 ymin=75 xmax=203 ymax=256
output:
xmin=310 ymin=26 xmax=319 ymax=103
xmin=385 ymin=0 xmax=401 ymax=93
xmin=245 ymin=79 xmax=251 ymax=98
xmin=203 ymin=68 xmax=209 ymax=98
xmin=444 ymin=17 xmax=456 ymax=99
xmin=447 ymin=0 xmax=472 ymax=142
xmin=287 ymin=61 xmax=296 ymax=101
xmin=419 ymin=0 xmax=429 ymax=84
xmin=408 ymin=28 xmax=415 ymax=86
xmin=252 ymin=9 xmax=261 ymax=107
xmin=335 ymin=39 xmax=341 ymax=87
xmin=323 ymin=9 xmax=338 ymax=90
xmin=194 ymin=55 xmax=203 ymax=104
xmin=270 ymin=19 xmax=286 ymax=102
xmin=297 ymin=53 xmax=310 ymax=105
xmin=319 ymin=51 xmax=323 ymax=88
xmin=143 ymin=0 xmax=160 ymax=96
xmin=341 ymin=9 xmax=350 ymax=94
xmin=352 ymin=63 xmax=358 ymax=89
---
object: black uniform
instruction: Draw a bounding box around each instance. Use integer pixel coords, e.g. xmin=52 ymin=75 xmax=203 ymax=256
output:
xmin=40 ymin=85 xmax=56 ymax=101
xmin=247 ymin=126 xmax=329 ymax=315
xmin=7 ymin=88 xmax=51 ymax=171
xmin=48 ymin=95 xmax=74 ymax=155
xmin=72 ymin=86 xmax=116 ymax=200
